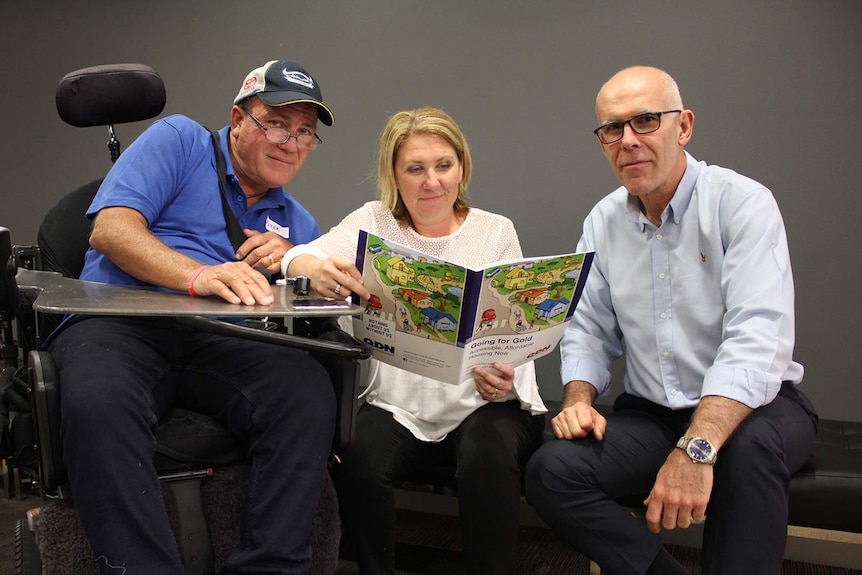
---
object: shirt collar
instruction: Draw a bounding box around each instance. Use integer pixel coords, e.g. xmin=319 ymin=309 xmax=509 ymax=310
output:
xmin=667 ymin=151 xmax=701 ymax=224
xmin=219 ymin=126 xmax=287 ymax=210
xmin=625 ymin=151 xmax=701 ymax=230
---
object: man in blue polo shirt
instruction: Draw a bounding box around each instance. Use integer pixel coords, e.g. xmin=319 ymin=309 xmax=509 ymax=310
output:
xmin=48 ymin=60 xmax=336 ymax=574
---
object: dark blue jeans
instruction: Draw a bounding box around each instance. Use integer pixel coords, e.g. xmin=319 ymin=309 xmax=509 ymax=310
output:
xmin=48 ymin=316 xmax=335 ymax=575
xmin=525 ymin=384 xmax=818 ymax=575
xmin=333 ymin=400 xmax=545 ymax=575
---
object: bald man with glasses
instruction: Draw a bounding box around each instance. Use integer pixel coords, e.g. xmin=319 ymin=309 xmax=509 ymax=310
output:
xmin=525 ymin=66 xmax=818 ymax=575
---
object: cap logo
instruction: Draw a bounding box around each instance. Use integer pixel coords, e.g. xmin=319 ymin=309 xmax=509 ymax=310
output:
xmin=282 ymin=69 xmax=314 ymax=90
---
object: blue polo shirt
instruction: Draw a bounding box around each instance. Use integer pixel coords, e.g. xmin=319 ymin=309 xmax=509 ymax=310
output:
xmin=82 ymin=114 xmax=321 ymax=287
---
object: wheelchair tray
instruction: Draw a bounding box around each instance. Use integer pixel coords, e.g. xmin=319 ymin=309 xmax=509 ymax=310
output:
xmin=16 ymin=269 xmax=362 ymax=318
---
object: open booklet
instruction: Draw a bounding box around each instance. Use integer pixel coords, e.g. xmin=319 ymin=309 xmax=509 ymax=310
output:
xmin=350 ymin=230 xmax=594 ymax=384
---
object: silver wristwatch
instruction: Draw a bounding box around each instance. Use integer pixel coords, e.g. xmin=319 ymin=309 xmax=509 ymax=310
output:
xmin=676 ymin=436 xmax=717 ymax=465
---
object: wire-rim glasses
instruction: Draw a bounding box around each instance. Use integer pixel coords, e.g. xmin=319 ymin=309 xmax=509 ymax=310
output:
xmin=593 ymin=110 xmax=682 ymax=144
xmin=242 ymin=108 xmax=322 ymax=151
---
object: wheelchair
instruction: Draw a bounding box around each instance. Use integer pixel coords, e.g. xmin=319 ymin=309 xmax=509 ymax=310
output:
xmin=2 ymin=64 xmax=370 ymax=575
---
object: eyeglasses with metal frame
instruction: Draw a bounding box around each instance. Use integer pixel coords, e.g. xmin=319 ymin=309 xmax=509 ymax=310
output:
xmin=593 ymin=110 xmax=682 ymax=144
xmin=242 ymin=108 xmax=323 ymax=151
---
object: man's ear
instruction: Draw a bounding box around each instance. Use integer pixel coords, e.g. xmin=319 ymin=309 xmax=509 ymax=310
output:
xmin=679 ymin=109 xmax=695 ymax=146
xmin=230 ymin=105 xmax=245 ymax=131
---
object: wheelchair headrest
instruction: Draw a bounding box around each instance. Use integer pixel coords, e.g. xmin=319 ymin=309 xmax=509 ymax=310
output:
xmin=56 ymin=64 xmax=166 ymax=128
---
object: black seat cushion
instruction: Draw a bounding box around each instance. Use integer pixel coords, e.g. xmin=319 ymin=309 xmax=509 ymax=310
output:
xmin=789 ymin=418 xmax=862 ymax=533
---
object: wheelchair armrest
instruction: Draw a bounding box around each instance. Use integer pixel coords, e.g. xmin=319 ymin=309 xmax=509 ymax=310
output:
xmin=292 ymin=315 xmax=343 ymax=340
xmin=178 ymin=316 xmax=370 ymax=360
xmin=28 ymin=350 xmax=67 ymax=494
xmin=177 ymin=316 xmax=371 ymax=453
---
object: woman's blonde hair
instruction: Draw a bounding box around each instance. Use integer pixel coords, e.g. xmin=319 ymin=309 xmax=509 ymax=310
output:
xmin=376 ymin=107 xmax=472 ymax=225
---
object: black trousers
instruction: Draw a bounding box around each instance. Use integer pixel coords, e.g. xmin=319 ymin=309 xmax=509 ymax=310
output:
xmin=525 ymin=384 xmax=818 ymax=575
xmin=333 ymin=400 xmax=545 ymax=575
xmin=48 ymin=316 xmax=335 ymax=575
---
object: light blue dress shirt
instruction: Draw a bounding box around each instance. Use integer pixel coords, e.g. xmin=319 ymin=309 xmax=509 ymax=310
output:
xmin=560 ymin=152 xmax=803 ymax=410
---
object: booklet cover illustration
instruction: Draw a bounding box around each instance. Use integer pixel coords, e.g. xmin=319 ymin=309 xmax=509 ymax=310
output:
xmin=351 ymin=230 xmax=594 ymax=384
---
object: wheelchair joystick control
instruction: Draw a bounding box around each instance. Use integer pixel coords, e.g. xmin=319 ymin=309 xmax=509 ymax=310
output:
xmin=284 ymin=275 xmax=310 ymax=296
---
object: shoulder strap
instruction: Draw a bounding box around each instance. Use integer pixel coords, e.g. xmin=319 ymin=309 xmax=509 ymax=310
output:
xmin=207 ymin=127 xmax=246 ymax=252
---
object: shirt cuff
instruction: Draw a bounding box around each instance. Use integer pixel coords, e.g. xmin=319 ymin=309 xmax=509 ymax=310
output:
xmin=281 ymin=244 xmax=329 ymax=277
xmin=560 ymin=357 xmax=612 ymax=398
xmin=701 ymin=363 xmax=783 ymax=408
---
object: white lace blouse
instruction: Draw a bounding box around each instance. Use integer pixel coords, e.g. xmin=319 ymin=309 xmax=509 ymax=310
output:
xmin=283 ymin=201 xmax=547 ymax=442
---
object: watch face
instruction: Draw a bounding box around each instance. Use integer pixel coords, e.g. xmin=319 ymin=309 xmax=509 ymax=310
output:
xmin=688 ymin=438 xmax=713 ymax=462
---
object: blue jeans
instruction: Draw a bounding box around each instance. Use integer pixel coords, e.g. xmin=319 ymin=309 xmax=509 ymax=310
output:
xmin=48 ymin=316 xmax=335 ymax=575
xmin=525 ymin=384 xmax=818 ymax=575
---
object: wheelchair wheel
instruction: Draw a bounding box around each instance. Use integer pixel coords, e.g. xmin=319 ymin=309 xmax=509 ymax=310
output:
xmin=14 ymin=518 xmax=41 ymax=575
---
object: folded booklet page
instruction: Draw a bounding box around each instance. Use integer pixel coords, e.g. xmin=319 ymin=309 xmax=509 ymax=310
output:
xmin=351 ymin=230 xmax=594 ymax=384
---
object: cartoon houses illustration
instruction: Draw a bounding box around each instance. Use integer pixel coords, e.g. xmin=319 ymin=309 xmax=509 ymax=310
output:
xmin=536 ymin=297 xmax=570 ymax=319
xmin=503 ymin=267 xmax=531 ymax=290
xmin=421 ymin=308 xmax=457 ymax=331
xmin=538 ymin=264 xmax=580 ymax=285
xmin=385 ymin=256 xmax=415 ymax=286
xmin=399 ymin=288 xmax=433 ymax=309
xmin=516 ymin=287 xmax=549 ymax=305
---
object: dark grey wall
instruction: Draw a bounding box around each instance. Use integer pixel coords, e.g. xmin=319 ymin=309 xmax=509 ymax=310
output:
xmin=3 ymin=1 xmax=860 ymax=421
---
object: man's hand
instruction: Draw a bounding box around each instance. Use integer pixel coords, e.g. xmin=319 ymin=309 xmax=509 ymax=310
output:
xmin=642 ymin=395 xmax=751 ymax=533
xmin=236 ymin=229 xmax=293 ymax=272
xmin=91 ymin=208 xmax=275 ymax=305
xmin=551 ymin=402 xmax=607 ymax=440
xmin=551 ymin=380 xmax=606 ymax=440
xmin=643 ymin=449 xmax=713 ymax=533
xmin=189 ymin=261 xmax=274 ymax=305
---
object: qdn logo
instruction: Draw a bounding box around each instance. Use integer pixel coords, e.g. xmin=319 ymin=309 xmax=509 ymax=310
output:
xmin=363 ymin=338 xmax=396 ymax=355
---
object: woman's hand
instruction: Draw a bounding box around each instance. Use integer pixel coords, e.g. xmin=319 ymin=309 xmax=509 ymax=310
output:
xmin=473 ymin=362 xmax=514 ymax=401
xmin=293 ymin=254 xmax=370 ymax=299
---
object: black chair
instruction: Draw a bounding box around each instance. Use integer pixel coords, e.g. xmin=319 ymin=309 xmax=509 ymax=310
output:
xmin=10 ymin=64 xmax=370 ymax=575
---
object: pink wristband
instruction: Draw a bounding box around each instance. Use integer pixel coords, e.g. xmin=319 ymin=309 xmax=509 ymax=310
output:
xmin=187 ymin=265 xmax=210 ymax=297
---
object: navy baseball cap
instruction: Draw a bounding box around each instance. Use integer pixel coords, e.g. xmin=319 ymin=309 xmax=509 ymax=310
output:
xmin=234 ymin=60 xmax=334 ymax=126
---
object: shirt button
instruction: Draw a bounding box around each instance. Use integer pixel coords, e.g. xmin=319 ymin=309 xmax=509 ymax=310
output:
xmin=660 ymin=312 xmax=668 ymax=319
xmin=670 ymin=389 xmax=678 ymax=396
xmin=655 ymin=233 xmax=663 ymax=240
xmin=663 ymin=351 xmax=670 ymax=358
xmin=658 ymin=272 xmax=666 ymax=279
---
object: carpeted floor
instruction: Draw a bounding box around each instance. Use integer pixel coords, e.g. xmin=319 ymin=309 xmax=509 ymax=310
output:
xmin=3 ymin=485 xmax=861 ymax=575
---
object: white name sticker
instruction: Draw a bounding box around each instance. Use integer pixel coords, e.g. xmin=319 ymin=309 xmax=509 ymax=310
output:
xmin=266 ymin=217 xmax=290 ymax=239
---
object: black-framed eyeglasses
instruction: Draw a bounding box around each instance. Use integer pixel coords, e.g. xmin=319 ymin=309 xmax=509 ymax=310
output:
xmin=242 ymin=108 xmax=322 ymax=151
xmin=593 ymin=110 xmax=682 ymax=144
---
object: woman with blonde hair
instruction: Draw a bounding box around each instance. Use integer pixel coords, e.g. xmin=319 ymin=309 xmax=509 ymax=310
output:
xmin=283 ymin=107 xmax=546 ymax=574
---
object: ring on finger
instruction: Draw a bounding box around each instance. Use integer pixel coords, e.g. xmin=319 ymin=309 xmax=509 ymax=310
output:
xmin=334 ymin=283 xmax=342 ymax=295
xmin=492 ymin=388 xmax=498 ymax=398
xmin=267 ymin=255 xmax=275 ymax=266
